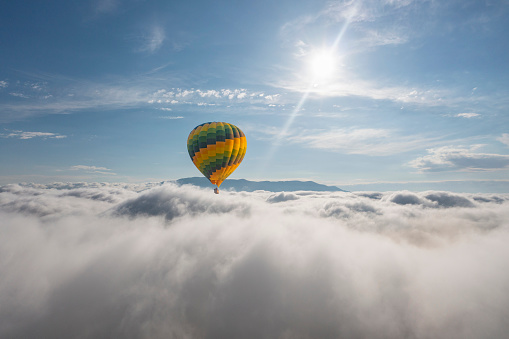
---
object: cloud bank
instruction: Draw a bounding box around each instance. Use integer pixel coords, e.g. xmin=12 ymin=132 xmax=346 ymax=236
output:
xmin=1 ymin=183 xmax=509 ymax=339
xmin=409 ymin=145 xmax=509 ymax=172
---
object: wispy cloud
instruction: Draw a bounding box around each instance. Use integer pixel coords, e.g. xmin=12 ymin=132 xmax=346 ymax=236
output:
xmin=159 ymin=115 xmax=183 ymax=120
xmin=1 ymin=130 xmax=66 ymax=140
xmin=0 ymin=77 xmax=284 ymax=122
xmin=148 ymin=88 xmax=280 ymax=105
xmin=498 ymin=134 xmax=509 ymax=147
xmin=94 ymin=0 xmax=119 ymax=15
xmin=409 ymin=145 xmax=509 ymax=172
xmin=456 ymin=112 xmax=480 ymax=118
xmin=276 ymin=0 xmax=456 ymax=106
xmin=0 ymin=78 xmax=156 ymax=122
xmin=9 ymin=92 xmax=29 ymax=98
xmin=287 ymin=128 xmax=444 ymax=156
xmin=274 ymin=63 xmax=451 ymax=105
xmin=323 ymin=0 xmax=421 ymax=24
xmin=70 ymin=165 xmax=116 ymax=175
xmin=281 ymin=0 xmax=418 ymax=49
xmin=0 ymin=80 xmax=8 ymax=88
xmin=70 ymin=165 xmax=111 ymax=171
xmin=359 ymin=28 xmax=409 ymax=47
xmin=138 ymin=26 xmax=165 ymax=53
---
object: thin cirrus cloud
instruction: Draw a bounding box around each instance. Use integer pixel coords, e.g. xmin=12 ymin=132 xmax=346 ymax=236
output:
xmin=358 ymin=28 xmax=409 ymax=47
xmin=281 ymin=0 xmax=416 ymax=55
xmin=0 ymin=80 xmax=162 ymax=122
xmin=70 ymin=165 xmax=116 ymax=175
xmin=276 ymin=66 xmax=450 ymax=106
xmin=159 ymin=116 xmax=183 ymax=120
xmin=287 ymin=128 xmax=444 ymax=156
xmin=147 ymin=88 xmax=281 ymax=106
xmin=456 ymin=112 xmax=480 ymax=118
xmin=1 ymin=130 xmax=66 ymax=140
xmin=0 ymin=78 xmax=282 ymax=123
xmin=409 ymin=145 xmax=509 ymax=172
xmin=1 ymin=183 xmax=508 ymax=338
xmin=498 ymin=133 xmax=509 ymax=147
xmin=326 ymin=0 xmax=419 ymax=23
xmin=94 ymin=0 xmax=119 ymax=14
xmin=281 ymin=0 xmax=415 ymax=38
xmin=137 ymin=26 xmax=166 ymax=53
xmin=149 ymin=88 xmax=269 ymax=101
xmin=9 ymin=92 xmax=30 ymax=98
xmin=276 ymin=0 xmax=469 ymax=107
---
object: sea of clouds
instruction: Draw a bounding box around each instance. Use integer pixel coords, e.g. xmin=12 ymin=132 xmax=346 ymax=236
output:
xmin=1 ymin=182 xmax=508 ymax=339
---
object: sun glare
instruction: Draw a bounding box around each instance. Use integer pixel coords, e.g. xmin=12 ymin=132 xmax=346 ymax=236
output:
xmin=309 ymin=50 xmax=337 ymax=80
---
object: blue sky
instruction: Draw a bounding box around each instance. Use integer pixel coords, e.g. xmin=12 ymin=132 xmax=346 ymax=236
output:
xmin=1 ymin=0 xmax=508 ymax=191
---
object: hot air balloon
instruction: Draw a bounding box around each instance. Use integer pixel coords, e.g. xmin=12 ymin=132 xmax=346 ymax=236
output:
xmin=187 ymin=122 xmax=246 ymax=193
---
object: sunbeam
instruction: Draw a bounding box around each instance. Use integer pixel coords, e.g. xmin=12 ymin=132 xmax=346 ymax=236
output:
xmin=257 ymin=89 xmax=311 ymax=175
xmin=258 ymin=18 xmax=352 ymax=176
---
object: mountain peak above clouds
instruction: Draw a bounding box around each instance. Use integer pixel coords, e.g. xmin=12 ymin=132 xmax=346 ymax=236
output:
xmin=174 ymin=177 xmax=347 ymax=192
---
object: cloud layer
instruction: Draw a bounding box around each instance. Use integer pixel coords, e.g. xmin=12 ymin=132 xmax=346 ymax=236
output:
xmin=1 ymin=183 xmax=509 ymax=338
xmin=409 ymin=145 xmax=509 ymax=172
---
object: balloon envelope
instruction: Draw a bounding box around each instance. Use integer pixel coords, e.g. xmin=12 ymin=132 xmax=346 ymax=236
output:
xmin=187 ymin=122 xmax=246 ymax=187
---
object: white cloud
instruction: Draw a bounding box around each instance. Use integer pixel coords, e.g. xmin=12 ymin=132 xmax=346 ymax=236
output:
xmin=0 ymin=80 xmax=8 ymax=88
xmin=0 ymin=76 xmax=282 ymax=122
xmin=70 ymin=165 xmax=111 ymax=171
xmin=281 ymin=0 xmax=417 ymax=50
xmin=9 ymin=92 xmax=29 ymax=98
xmin=149 ymin=88 xmax=271 ymax=105
xmin=290 ymin=127 xmax=390 ymax=152
xmin=197 ymin=89 xmax=221 ymax=98
xmin=70 ymin=165 xmax=116 ymax=175
xmin=94 ymin=0 xmax=119 ymax=14
xmin=1 ymin=183 xmax=509 ymax=338
xmin=176 ymin=89 xmax=194 ymax=98
xmin=456 ymin=112 xmax=480 ymax=118
xmin=1 ymin=80 xmax=158 ymax=122
xmin=139 ymin=26 xmax=165 ymax=53
xmin=277 ymin=71 xmax=449 ymax=105
xmin=159 ymin=116 xmax=184 ymax=120
xmin=359 ymin=28 xmax=409 ymax=47
xmin=92 ymin=170 xmax=117 ymax=175
xmin=497 ymin=133 xmax=509 ymax=147
xmin=288 ymin=128 xmax=443 ymax=156
xmin=266 ymin=192 xmax=300 ymax=203
xmin=1 ymin=130 xmax=66 ymax=140
xmin=409 ymin=145 xmax=509 ymax=172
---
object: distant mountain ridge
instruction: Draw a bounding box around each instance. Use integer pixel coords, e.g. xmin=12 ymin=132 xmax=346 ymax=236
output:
xmin=175 ymin=177 xmax=347 ymax=192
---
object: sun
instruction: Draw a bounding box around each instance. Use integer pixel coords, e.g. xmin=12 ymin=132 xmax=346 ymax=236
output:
xmin=308 ymin=50 xmax=337 ymax=80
